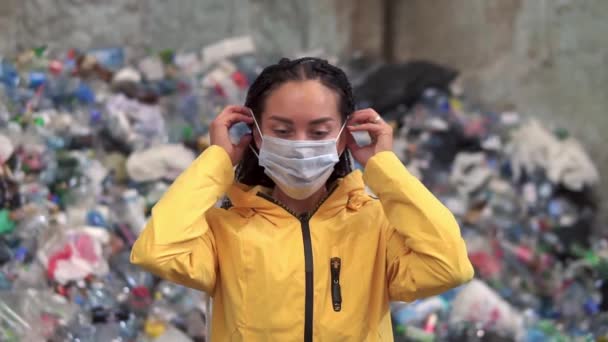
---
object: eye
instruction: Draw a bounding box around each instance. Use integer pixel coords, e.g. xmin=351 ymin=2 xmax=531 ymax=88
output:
xmin=311 ymin=131 xmax=329 ymax=139
xmin=273 ymin=129 xmax=290 ymax=136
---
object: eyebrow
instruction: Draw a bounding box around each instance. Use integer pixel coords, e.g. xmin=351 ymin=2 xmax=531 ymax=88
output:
xmin=309 ymin=117 xmax=335 ymax=125
xmin=268 ymin=116 xmax=293 ymax=125
xmin=268 ymin=116 xmax=336 ymax=125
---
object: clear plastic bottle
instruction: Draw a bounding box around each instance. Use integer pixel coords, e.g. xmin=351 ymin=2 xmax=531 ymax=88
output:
xmin=392 ymin=296 xmax=448 ymax=327
xmin=110 ymin=189 xmax=147 ymax=236
xmin=50 ymin=313 xmax=96 ymax=342
xmin=174 ymin=79 xmax=202 ymax=138
xmin=85 ymin=281 xmax=118 ymax=311
xmin=110 ymin=252 xmax=154 ymax=316
xmin=0 ymin=100 xmax=10 ymax=126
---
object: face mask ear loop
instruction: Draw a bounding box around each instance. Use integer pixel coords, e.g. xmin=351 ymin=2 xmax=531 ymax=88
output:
xmin=248 ymin=108 xmax=264 ymax=141
xmin=334 ymin=115 xmax=350 ymax=143
xmin=249 ymin=144 xmax=259 ymax=158
xmin=247 ymin=108 xmax=263 ymax=158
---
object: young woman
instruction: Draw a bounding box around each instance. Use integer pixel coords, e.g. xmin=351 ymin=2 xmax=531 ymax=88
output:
xmin=131 ymin=57 xmax=473 ymax=341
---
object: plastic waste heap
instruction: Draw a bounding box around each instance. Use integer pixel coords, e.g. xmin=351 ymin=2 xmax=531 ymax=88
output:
xmin=0 ymin=42 xmax=605 ymax=341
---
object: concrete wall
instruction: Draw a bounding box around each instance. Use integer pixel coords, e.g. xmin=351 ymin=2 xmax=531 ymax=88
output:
xmin=386 ymin=0 xmax=608 ymax=225
xmin=0 ymin=0 xmax=350 ymax=60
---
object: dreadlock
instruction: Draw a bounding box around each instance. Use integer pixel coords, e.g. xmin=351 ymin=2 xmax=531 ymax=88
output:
xmin=229 ymin=57 xmax=355 ymax=202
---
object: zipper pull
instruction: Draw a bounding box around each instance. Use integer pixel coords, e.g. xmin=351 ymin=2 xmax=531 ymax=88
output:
xmin=330 ymin=257 xmax=342 ymax=312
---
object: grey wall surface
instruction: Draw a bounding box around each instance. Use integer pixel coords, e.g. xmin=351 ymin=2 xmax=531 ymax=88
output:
xmin=0 ymin=0 xmax=350 ymax=60
xmin=387 ymin=0 xmax=608 ymax=225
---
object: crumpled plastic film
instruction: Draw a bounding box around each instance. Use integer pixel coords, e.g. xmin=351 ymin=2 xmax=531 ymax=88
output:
xmin=449 ymin=279 xmax=525 ymax=339
xmin=126 ymin=144 xmax=196 ymax=183
xmin=507 ymin=119 xmax=599 ymax=191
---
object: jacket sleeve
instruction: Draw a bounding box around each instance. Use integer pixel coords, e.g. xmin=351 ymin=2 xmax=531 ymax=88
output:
xmin=130 ymin=145 xmax=234 ymax=294
xmin=363 ymin=151 xmax=474 ymax=302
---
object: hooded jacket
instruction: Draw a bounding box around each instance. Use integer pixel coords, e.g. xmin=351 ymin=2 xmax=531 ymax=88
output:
xmin=131 ymin=145 xmax=474 ymax=341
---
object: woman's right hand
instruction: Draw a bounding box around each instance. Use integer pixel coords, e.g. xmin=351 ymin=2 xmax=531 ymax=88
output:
xmin=209 ymin=105 xmax=254 ymax=166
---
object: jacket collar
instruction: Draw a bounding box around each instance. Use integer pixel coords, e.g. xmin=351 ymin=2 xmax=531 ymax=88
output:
xmin=226 ymin=170 xmax=372 ymax=225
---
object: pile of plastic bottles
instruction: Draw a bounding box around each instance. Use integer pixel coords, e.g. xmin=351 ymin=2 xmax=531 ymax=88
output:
xmin=0 ymin=38 xmax=606 ymax=341
xmin=0 ymin=38 xmax=258 ymax=341
xmin=385 ymin=88 xmax=606 ymax=341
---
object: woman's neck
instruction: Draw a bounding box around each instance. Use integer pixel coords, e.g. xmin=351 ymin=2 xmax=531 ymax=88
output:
xmin=272 ymin=186 xmax=328 ymax=216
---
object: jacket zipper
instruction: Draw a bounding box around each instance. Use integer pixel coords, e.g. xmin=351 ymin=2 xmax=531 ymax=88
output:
xmin=330 ymin=257 xmax=342 ymax=312
xmin=300 ymin=215 xmax=314 ymax=342
xmin=256 ymin=184 xmax=339 ymax=342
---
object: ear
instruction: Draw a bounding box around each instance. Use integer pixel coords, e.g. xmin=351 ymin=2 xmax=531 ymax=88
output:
xmin=337 ymin=133 xmax=347 ymax=154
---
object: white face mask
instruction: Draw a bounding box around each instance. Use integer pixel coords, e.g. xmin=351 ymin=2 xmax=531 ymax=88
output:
xmin=250 ymin=115 xmax=346 ymax=200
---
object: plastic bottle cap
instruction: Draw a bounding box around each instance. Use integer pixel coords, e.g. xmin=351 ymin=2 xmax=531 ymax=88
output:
xmin=14 ymin=246 xmax=28 ymax=261
xmin=132 ymin=286 xmax=150 ymax=298
xmin=0 ymin=209 xmax=16 ymax=234
xmin=182 ymin=126 xmax=194 ymax=140
xmin=145 ymin=319 xmax=167 ymax=338
xmin=90 ymin=110 xmax=102 ymax=123
xmin=554 ymin=127 xmax=569 ymax=140
xmin=49 ymin=60 xmax=63 ymax=75
xmin=33 ymin=46 xmax=47 ymax=57
xmin=159 ymin=49 xmax=175 ymax=65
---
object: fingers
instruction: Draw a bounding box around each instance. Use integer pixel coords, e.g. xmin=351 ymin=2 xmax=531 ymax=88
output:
xmin=223 ymin=105 xmax=253 ymax=116
xmin=216 ymin=105 xmax=254 ymax=122
xmin=347 ymin=109 xmax=392 ymax=142
xmin=347 ymin=123 xmax=385 ymax=134
xmin=348 ymin=109 xmax=381 ymax=125
xmin=213 ymin=110 xmax=254 ymax=129
xmin=232 ymin=133 xmax=253 ymax=165
xmin=235 ymin=132 xmax=253 ymax=150
xmin=346 ymin=131 xmax=361 ymax=151
xmin=224 ymin=113 xmax=254 ymax=127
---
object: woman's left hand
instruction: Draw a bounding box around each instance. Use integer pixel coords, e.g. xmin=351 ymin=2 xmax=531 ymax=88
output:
xmin=346 ymin=108 xmax=393 ymax=167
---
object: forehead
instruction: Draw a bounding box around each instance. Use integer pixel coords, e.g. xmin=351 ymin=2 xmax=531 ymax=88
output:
xmin=262 ymin=80 xmax=341 ymax=124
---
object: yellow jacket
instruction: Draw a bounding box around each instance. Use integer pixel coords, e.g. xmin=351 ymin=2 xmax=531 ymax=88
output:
xmin=131 ymin=146 xmax=474 ymax=341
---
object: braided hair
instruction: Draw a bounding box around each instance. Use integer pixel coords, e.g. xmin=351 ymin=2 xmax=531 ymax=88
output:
xmin=235 ymin=57 xmax=355 ymax=188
